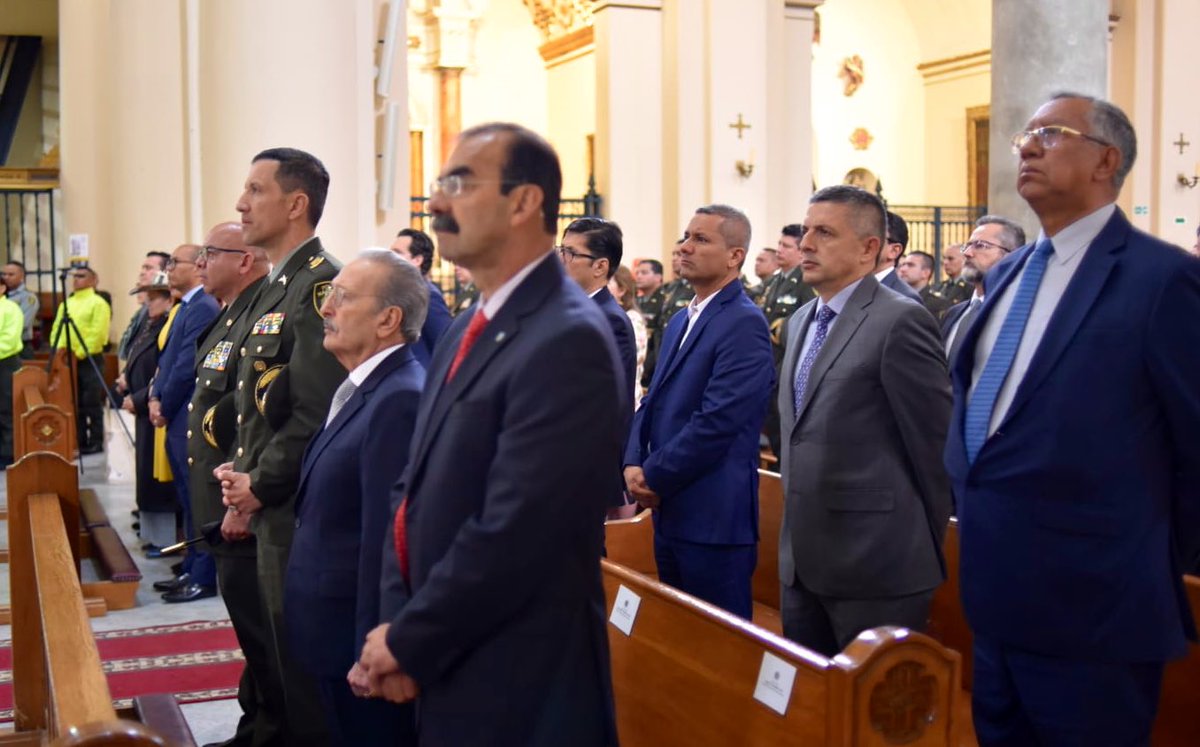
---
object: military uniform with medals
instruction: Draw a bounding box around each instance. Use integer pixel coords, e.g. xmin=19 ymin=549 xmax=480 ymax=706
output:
xmin=453 ymin=283 xmax=479 ymax=316
xmin=935 ymin=276 xmax=972 ymax=306
xmin=919 ymin=285 xmax=953 ymax=319
xmin=233 ymin=237 xmax=345 ymax=745
xmin=760 ymin=267 xmax=814 ymax=460
xmin=642 ymin=280 xmax=693 ymax=388
xmin=186 ymin=275 xmax=285 ymax=746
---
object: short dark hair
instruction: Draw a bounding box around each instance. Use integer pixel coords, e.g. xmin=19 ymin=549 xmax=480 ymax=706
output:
xmin=395 ymin=228 xmax=435 ymax=276
xmin=564 ymin=217 xmax=623 ymax=279
xmin=694 ymin=204 xmax=751 ymax=253
xmin=975 ymin=214 xmax=1028 ymax=251
xmin=1049 ymin=92 xmax=1137 ymax=190
xmin=4 ymin=260 xmax=25 ymax=271
xmin=252 ymin=147 xmax=330 ymax=228
xmin=885 ymin=210 xmax=909 ymax=251
xmin=637 ymin=259 xmax=663 ymax=276
xmin=459 ymin=123 xmax=562 ymax=234
xmin=906 ymin=250 xmax=934 ymax=273
xmin=781 ymin=224 xmax=804 ymax=242
xmin=146 ymin=251 xmax=170 ymax=269
xmin=809 ymin=185 xmax=887 ymax=245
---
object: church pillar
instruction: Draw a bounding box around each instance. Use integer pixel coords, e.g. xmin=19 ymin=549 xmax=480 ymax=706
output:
xmin=766 ymin=1 xmax=822 ymax=236
xmin=593 ymin=1 xmax=664 ymax=262
xmin=989 ymin=0 xmax=1109 ymax=234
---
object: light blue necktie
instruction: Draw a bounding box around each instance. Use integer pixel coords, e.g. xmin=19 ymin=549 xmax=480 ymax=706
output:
xmin=793 ymin=305 xmax=836 ymax=415
xmin=963 ymin=239 xmax=1055 ymax=463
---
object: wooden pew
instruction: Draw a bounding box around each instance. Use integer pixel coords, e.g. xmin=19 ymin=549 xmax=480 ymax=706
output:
xmin=12 ymin=364 xmax=75 ymax=463
xmin=603 ymin=509 xmax=655 ymax=576
xmin=7 ymin=453 xmax=194 ymax=746
xmin=603 ymin=559 xmax=962 ymax=746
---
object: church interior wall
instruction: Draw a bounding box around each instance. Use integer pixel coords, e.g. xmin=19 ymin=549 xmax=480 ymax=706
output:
xmin=546 ymin=50 xmax=596 ymax=200
xmin=921 ymin=67 xmax=989 ymax=206
xmin=1148 ymin=0 xmax=1200 ymax=248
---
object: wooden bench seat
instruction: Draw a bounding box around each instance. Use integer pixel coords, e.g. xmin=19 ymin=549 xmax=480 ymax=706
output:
xmin=79 ymin=526 xmax=140 ymax=612
xmin=131 ymin=694 xmax=198 ymax=747
xmin=603 ymin=559 xmax=962 ymax=745
xmin=78 ymin=489 xmax=108 ymax=529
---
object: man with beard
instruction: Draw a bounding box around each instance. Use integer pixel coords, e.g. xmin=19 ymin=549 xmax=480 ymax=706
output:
xmin=941 ymin=215 xmax=1026 ymax=367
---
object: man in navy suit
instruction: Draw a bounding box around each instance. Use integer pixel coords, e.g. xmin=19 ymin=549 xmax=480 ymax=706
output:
xmin=390 ymin=228 xmax=451 ymax=370
xmin=875 ymin=211 xmax=922 ymax=305
xmin=558 ymin=217 xmax=636 ymax=409
xmin=285 ymin=249 xmax=426 ymax=746
xmin=940 ymin=214 xmax=1024 ymax=369
xmin=357 ymin=123 xmax=623 ymax=746
xmin=946 ymin=93 xmax=1200 ymax=746
xmin=148 ymin=242 xmax=220 ymax=602
xmin=624 ymin=204 xmax=774 ymax=619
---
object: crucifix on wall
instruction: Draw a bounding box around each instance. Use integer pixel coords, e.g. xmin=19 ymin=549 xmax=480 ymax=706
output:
xmin=729 ymin=114 xmax=751 ymax=140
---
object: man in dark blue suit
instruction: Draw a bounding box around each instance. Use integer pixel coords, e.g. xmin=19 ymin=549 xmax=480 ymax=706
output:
xmin=875 ymin=211 xmax=923 ymax=305
xmin=148 ymin=242 xmax=220 ymax=602
xmin=945 ymin=93 xmax=1200 ymax=746
xmin=390 ymin=228 xmax=451 ymax=370
xmin=285 ymin=249 xmax=426 ymax=746
xmin=624 ymin=204 xmax=774 ymax=619
xmin=357 ymin=123 xmax=622 ymax=746
xmin=558 ymin=217 xmax=636 ymax=409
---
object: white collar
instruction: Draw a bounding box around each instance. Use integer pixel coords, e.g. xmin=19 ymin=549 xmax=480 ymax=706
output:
xmin=478 ymin=251 xmax=553 ymax=319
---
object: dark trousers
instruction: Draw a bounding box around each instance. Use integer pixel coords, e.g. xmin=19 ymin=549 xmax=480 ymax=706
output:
xmin=76 ymin=354 xmax=106 ymax=450
xmin=258 ymin=539 xmax=331 ymax=747
xmin=653 ymin=533 xmax=756 ymax=619
xmin=165 ymin=421 xmax=215 ymax=587
xmin=971 ymin=634 xmax=1164 ymax=747
xmin=315 ymin=675 xmax=415 ymax=747
xmin=0 ymin=355 xmax=19 ymax=463
xmin=217 ymin=552 xmax=287 ymax=747
xmin=780 ymin=576 xmax=934 ymax=658
xmin=18 ymin=341 xmax=33 ymax=360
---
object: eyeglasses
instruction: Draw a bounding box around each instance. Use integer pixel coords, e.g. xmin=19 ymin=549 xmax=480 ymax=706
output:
xmin=165 ymin=257 xmax=196 ymax=269
xmin=1010 ymin=125 xmax=1111 ymax=154
xmin=325 ymin=285 xmax=381 ymax=309
xmin=199 ymin=245 xmax=248 ymax=261
xmin=964 ymin=239 xmax=1011 ymax=254
xmin=429 ymin=175 xmax=525 ymax=197
xmin=556 ymin=246 xmax=600 ymax=262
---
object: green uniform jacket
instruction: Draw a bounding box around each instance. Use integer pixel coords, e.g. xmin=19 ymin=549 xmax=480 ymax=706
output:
xmin=453 ymin=283 xmax=479 ymax=316
xmin=919 ymin=285 xmax=953 ymax=319
xmin=232 ymin=238 xmax=345 ymax=547
xmin=761 ymin=267 xmax=815 ymax=364
xmin=186 ymin=276 xmax=267 ymax=558
xmin=935 ymin=277 xmax=972 ymax=306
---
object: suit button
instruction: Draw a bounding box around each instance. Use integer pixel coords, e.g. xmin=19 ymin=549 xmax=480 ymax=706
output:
xmin=237 ymin=447 xmax=244 ymax=457
xmin=187 ymin=457 xmax=194 ymax=466
xmin=194 ymin=376 xmax=199 ymax=384
xmin=187 ymin=430 xmax=193 ymax=439
xmin=205 ymin=379 xmax=211 ymax=386
xmin=256 ymin=345 xmax=263 ymax=353
xmin=238 ymin=381 xmax=244 ymax=390
xmin=236 ymin=414 xmax=242 ymax=425
xmin=240 ymin=347 xmax=246 ymax=356
xmin=188 ymin=403 xmax=194 ymax=412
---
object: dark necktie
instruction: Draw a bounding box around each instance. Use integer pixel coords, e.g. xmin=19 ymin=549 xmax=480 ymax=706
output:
xmin=793 ymin=305 xmax=836 ymax=414
xmin=964 ymin=238 xmax=1055 ymax=463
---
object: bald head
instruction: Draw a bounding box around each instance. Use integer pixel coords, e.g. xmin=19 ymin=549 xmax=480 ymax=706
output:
xmin=199 ymin=221 xmax=269 ymax=303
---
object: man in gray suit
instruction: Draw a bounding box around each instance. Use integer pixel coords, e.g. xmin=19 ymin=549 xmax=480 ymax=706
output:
xmin=777 ymin=185 xmax=953 ymax=657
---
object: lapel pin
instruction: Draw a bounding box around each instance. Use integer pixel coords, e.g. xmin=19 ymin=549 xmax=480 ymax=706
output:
xmin=279 ymin=274 xmax=288 ymax=286
xmin=495 ymin=331 xmax=506 ymax=343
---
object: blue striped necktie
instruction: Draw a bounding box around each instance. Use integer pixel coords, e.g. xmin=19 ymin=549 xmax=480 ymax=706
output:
xmin=963 ymin=238 xmax=1055 ymax=463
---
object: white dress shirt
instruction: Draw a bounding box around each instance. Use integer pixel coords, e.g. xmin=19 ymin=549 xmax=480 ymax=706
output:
xmin=796 ymin=277 xmax=864 ymax=364
xmin=478 ymin=251 xmax=553 ymax=320
xmin=943 ymin=289 xmax=984 ymax=354
xmin=969 ymin=202 xmax=1116 ymax=435
xmin=676 ymin=283 xmax=721 ymax=348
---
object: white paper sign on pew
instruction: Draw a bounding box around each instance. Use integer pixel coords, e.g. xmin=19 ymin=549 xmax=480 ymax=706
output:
xmin=753 ymin=652 xmax=797 ymax=715
xmin=609 ymin=585 xmax=642 ymax=635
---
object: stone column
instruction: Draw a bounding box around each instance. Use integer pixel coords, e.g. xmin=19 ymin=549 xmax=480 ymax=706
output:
xmin=594 ymin=0 xmax=664 ymax=259
xmin=989 ymin=0 xmax=1109 ymax=234
xmin=767 ymin=1 xmax=823 ymax=234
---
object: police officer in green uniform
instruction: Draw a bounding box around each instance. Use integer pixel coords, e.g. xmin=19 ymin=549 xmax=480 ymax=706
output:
xmin=747 ymin=247 xmax=780 ymax=307
xmin=634 ymin=258 xmax=666 ymax=389
xmin=760 ymin=225 xmax=815 ymax=459
xmin=186 ymin=224 xmax=285 ymax=747
xmin=451 ymin=263 xmax=479 ymax=315
xmin=934 ymin=242 xmax=972 ymax=305
xmin=217 ymin=149 xmax=345 ymax=747
xmin=898 ymin=251 xmax=953 ymax=319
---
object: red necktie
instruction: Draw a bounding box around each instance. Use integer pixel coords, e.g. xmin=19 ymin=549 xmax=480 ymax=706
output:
xmin=446 ymin=309 xmax=489 ymax=382
xmin=394 ymin=310 xmax=491 ymax=584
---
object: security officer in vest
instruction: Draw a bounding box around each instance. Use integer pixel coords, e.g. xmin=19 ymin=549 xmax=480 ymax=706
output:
xmin=216 ymin=148 xmax=345 ymax=747
xmin=186 ymin=222 xmax=285 ymax=747
xmin=50 ymin=265 xmax=112 ymax=454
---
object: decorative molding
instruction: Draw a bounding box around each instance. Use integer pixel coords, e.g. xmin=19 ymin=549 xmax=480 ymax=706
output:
xmin=850 ymin=128 xmax=873 ymax=151
xmin=523 ymin=0 xmax=597 ymax=42
xmin=917 ymin=49 xmax=990 ymax=81
xmin=839 ymin=55 xmax=863 ymax=96
xmin=784 ymin=0 xmax=825 ymax=9
xmin=538 ymin=25 xmax=594 ymax=64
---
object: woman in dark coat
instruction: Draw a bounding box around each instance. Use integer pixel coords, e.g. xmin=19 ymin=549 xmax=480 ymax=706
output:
xmin=118 ymin=282 xmax=177 ymax=551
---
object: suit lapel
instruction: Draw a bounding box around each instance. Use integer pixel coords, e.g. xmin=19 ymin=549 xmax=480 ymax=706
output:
xmin=997 ymin=211 xmax=1127 ymax=429
xmin=791 ymin=277 xmax=875 ymax=427
xmin=655 ymin=279 xmax=739 ymax=388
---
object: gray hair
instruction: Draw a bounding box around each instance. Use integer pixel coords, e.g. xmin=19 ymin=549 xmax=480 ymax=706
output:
xmin=1049 ymin=92 xmax=1138 ymax=190
xmin=355 ymin=248 xmax=429 ymax=343
xmin=975 ymin=214 xmax=1028 ymax=251
xmin=695 ymin=204 xmax=752 ymax=252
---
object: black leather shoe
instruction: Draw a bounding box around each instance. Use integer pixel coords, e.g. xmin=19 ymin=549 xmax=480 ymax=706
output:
xmin=152 ymin=573 xmax=191 ymax=592
xmin=162 ymin=583 xmax=217 ymax=603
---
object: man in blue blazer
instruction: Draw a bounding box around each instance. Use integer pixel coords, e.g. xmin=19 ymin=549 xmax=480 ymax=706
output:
xmin=285 ymin=250 xmax=426 ymax=746
xmin=148 ymin=242 xmax=220 ymax=602
xmin=875 ymin=211 xmax=923 ymax=305
xmin=358 ymin=123 xmax=623 ymax=746
xmin=624 ymin=204 xmax=774 ymax=619
xmin=946 ymin=93 xmax=1200 ymax=746
xmin=390 ymin=228 xmax=451 ymax=370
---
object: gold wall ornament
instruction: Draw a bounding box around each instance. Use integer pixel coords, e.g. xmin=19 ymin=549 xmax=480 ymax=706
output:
xmin=522 ymin=0 xmax=597 ymax=42
xmin=850 ymin=127 xmax=873 ymax=151
xmin=839 ymin=54 xmax=864 ymax=96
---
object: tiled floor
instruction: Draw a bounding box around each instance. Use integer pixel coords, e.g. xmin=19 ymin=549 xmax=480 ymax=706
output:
xmin=1 ymin=448 xmax=244 ymax=745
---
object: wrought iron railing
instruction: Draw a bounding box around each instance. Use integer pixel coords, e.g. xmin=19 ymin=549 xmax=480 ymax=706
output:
xmin=2 ymin=182 xmax=62 ymax=296
xmin=890 ymin=204 xmax=987 ymax=277
xmin=411 ymin=179 xmax=603 ymax=310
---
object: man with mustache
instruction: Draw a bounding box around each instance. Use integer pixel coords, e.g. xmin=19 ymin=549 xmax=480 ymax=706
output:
xmin=941 ymin=215 xmax=1025 ymax=367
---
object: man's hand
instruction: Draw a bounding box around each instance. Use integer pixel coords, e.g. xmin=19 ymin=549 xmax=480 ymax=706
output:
xmin=377 ymin=672 xmax=420 ymax=703
xmin=121 ymin=395 xmax=135 ymax=414
xmin=623 ymin=465 xmax=661 ymax=508
xmin=347 ymin=661 xmax=372 ymax=698
xmin=220 ymin=506 xmax=254 ymax=542
xmin=115 ymin=374 xmax=128 ymax=393
xmin=148 ymin=399 xmax=166 ymax=428
xmin=217 ymin=467 xmax=263 ymax=514
xmin=360 ymin=623 xmax=400 ymax=681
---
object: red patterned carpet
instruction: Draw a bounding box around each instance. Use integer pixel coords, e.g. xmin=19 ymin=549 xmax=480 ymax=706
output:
xmin=0 ymin=619 xmax=243 ymax=721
